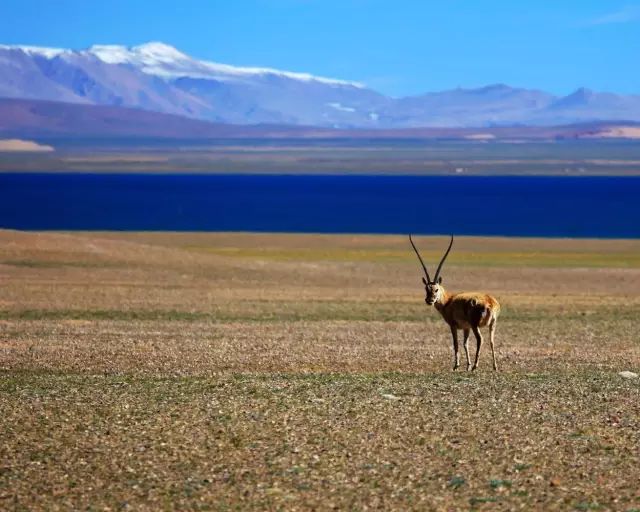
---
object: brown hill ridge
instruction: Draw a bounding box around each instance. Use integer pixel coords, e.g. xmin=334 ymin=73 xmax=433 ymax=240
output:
xmin=1 ymin=98 xmax=639 ymax=141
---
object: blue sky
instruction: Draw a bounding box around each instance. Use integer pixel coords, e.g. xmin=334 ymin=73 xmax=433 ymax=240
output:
xmin=1 ymin=0 xmax=638 ymax=96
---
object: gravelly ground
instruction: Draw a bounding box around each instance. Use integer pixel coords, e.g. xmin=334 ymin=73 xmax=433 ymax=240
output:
xmin=1 ymin=230 xmax=639 ymax=511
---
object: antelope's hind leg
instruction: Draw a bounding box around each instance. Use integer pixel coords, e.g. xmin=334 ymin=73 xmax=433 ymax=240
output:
xmin=450 ymin=325 xmax=460 ymax=371
xmin=462 ymin=329 xmax=471 ymax=371
xmin=489 ymin=319 xmax=498 ymax=371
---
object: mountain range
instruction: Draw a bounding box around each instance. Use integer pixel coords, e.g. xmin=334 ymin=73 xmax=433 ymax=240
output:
xmin=1 ymin=41 xmax=640 ymax=128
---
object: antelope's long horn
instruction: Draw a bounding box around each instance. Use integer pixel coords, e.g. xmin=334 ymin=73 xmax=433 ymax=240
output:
xmin=433 ymin=235 xmax=454 ymax=282
xmin=409 ymin=234 xmax=431 ymax=282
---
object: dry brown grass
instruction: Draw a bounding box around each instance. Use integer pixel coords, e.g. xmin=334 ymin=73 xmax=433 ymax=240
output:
xmin=1 ymin=230 xmax=639 ymax=510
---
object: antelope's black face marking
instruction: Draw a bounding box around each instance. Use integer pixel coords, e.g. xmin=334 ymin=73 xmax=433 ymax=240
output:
xmin=422 ymin=276 xmax=443 ymax=305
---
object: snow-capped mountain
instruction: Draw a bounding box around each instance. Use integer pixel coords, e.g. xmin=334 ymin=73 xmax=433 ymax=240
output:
xmin=87 ymin=42 xmax=363 ymax=87
xmin=0 ymin=42 xmax=389 ymax=127
xmin=1 ymin=42 xmax=640 ymax=127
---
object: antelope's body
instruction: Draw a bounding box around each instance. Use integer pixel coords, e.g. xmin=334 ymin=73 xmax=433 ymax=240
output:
xmin=410 ymin=235 xmax=501 ymax=371
xmin=436 ymin=291 xmax=500 ymax=331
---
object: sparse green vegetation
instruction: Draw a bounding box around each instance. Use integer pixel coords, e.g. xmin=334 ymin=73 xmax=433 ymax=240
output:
xmin=449 ymin=476 xmax=466 ymax=489
xmin=489 ymin=479 xmax=512 ymax=490
xmin=186 ymin=245 xmax=640 ymax=268
xmin=1 ymin=259 xmax=116 ymax=269
xmin=1 ymin=300 xmax=640 ymax=323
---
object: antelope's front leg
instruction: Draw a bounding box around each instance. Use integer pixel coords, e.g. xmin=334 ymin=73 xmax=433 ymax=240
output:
xmin=450 ymin=325 xmax=460 ymax=370
xmin=462 ymin=329 xmax=471 ymax=371
xmin=471 ymin=325 xmax=483 ymax=371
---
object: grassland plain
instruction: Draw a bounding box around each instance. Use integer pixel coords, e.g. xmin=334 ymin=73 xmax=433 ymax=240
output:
xmin=1 ymin=230 xmax=639 ymax=511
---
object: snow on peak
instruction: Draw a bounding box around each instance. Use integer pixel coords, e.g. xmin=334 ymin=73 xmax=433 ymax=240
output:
xmin=132 ymin=42 xmax=188 ymax=61
xmin=87 ymin=42 xmax=189 ymax=68
xmin=0 ymin=44 xmax=66 ymax=58
xmin=87 ymin=41 xmax=363 ymax=87
xmin=327 ymin=102 xmax=356 ymax=113
xmin=87 ymin=45 xmax=131 ymax=64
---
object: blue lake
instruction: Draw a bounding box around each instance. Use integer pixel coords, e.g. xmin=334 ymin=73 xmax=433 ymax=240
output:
xmin=0 ymin=173 xmax=638 ymax=238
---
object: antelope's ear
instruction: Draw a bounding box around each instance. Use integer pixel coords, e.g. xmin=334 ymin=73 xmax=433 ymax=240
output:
xmin=422 ymin=277 xmax=427 ymax=285
xmin=438 ymin=276 xmax=443 ymax=284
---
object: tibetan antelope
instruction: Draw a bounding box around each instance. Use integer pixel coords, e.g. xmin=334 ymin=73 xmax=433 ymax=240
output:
xmin=409 ymin=235 xmax=500 ymax=371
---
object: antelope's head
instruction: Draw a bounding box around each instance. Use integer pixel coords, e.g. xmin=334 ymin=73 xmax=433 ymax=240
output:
xmin=409 ymin=234 xmax=454 ymax=306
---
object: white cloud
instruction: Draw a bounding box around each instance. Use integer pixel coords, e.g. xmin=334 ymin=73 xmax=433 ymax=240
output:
xmin=585 ymin=5 xmax=640 ymax=26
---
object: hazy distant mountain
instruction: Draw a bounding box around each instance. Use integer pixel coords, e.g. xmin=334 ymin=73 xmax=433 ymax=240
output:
xmin=537 ymin=88 xmax=640 ymax=125
xmin=385 ymin=84 xmax=556 ymax=127
xmin=4 ymin=98 xmax=639 ymax=141
xmin=1 ymin=42 xmax=640 ymax=127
